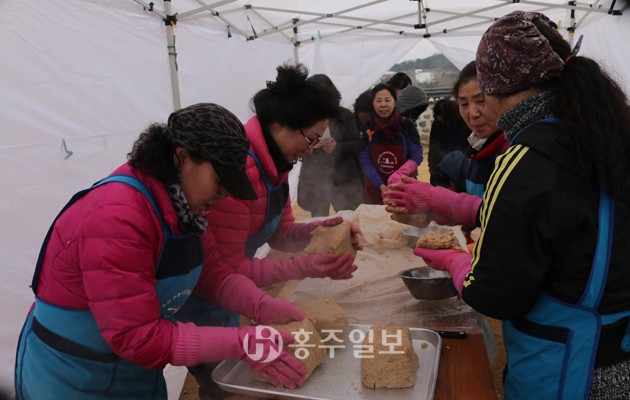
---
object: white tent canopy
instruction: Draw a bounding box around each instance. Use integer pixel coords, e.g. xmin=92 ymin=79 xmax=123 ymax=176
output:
xmin=1 ymin=0 xmax=629 ymax=397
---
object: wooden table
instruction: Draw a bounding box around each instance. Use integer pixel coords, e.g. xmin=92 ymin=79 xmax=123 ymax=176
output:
xmin=436 ymin=334 xmax=496 ymax=400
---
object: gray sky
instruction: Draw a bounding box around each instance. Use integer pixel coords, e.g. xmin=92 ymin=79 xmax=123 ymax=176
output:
xmin=399 ymin=40 xmax=440 ymax=61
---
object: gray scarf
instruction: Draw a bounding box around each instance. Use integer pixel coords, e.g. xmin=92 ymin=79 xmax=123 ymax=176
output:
xmin=499 ymin=90 xmax=555 ymax=142
xmin=167 ymin=183 xmax=208 ymax=235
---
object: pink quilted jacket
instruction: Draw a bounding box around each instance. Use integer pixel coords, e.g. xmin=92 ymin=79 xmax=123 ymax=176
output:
xmin=35 ymin=163 xmax=233 ymax=369
xmin=205 ymin=117 xmax=306 ymax=275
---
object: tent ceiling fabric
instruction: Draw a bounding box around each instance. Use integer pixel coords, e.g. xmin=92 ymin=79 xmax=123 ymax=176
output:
xmin=1 ymin=0 xmax=629 ymax=398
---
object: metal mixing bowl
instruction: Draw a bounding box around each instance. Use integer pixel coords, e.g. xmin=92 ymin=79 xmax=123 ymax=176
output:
xmin=399 ymin=267 xmax=458 ymax=300
xmin=401 ymin=225 xmax=423 ymax=248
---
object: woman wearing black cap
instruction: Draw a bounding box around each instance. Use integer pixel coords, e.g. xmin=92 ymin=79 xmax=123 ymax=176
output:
xmin=14 ymin=103 xmax=309 ymax=399
xmin=414 ymin=11 xmax=630 ymax=399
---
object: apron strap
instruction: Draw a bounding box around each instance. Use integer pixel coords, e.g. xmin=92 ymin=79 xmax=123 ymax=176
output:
xmin=31 ymin=174 xmax=167 ymax=292
xmin=580 ymin=185 xmax=614 ymax=309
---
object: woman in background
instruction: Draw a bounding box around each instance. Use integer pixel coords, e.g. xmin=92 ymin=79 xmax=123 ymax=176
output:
xmin=454 ymin=61 xmax=508 ymax=198
xmin=427 ymin=98 xmax=470 ymax=186
xmin=298 ymin=74 xmax=365 ymax=216
xmin=383 ymin=61 xmax=505 ymax=232
xmin=359 ymin=83 xmax=423 ymax=204
xmin=353 ymin=89 xmax=374 ymax=133
xmin=387 ymin=71 xmax=412 ymax=95
xmin=396 ymin=84 xmax=429 ymax=122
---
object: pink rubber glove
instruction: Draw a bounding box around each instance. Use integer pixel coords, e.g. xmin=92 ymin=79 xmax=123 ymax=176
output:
xmin=289 ymin=216 xmax=363 ymax=250
xmin=387 ymin=160 xmax=419 ymax=185
xmin=293 ymin=252 xmax=358 ymax=279
xmin=237 ymin=326 xmax=307 ymax=388
xmin=384 ymin=176 xmax=482 ymax=226
xmin=217 ymin=274 xmax=307 ymax=325
xmin=247 ymin=253 xmax=358 ymax=288
xmin=413 ymin=248 xmax=471 ymax=295
xmin=171 ymin=322 xmax=307 ymax=388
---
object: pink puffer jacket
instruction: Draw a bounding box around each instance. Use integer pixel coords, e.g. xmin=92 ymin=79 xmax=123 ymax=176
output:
xmin=205 ymin=116 xmax=307 ymax=275
xmin=35 ymin=163 xmax=233 ymax=369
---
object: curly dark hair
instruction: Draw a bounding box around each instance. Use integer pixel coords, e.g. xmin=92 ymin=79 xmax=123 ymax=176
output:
xmin=251 ymin=64 xmax=339 ymax=130
xmin=533 ymin=18 xmax=630 ymax=199
xmin=127 ymin=123 xmax=180 ymax=183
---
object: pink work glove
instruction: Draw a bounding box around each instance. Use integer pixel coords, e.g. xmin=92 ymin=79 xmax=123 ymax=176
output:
xmin=292 ymin=252 xmax=358 ymax=279
xmin=217 ymin=274 xmax=307 ymax=325
xmin=172 ymin=322 xmax=307 ymax=388
xmin=237 ymin=326 xmax=306 ymax=388
xmin=413 ymin=248 xmax=471 ymax=295
xmin=387 ymin=160 xmax=419 ymax=185
xmin=288 ymin=216 xmax=362 ymax=251
xmin=247 ymin=253 xmax=358 ymax=288
xmin=384 ymin=176 xmax=482 ymax=226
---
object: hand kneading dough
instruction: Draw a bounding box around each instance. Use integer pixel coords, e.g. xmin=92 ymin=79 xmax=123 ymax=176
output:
xmin=252 ymin=319 xmax=326 ymax=383
xmin=416 ymin=230 xmax=460 ymax=249
xmin=361 ymin=326 xmax=418 ymax=389
xmin=303 ymin=221 xmax=356 ymax=256
xmin=294 ymin=298 xmax=349 ymax=337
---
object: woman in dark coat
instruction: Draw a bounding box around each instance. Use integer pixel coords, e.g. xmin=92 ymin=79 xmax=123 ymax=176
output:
xmin=298 ymin=74 xmax=365 ymax=216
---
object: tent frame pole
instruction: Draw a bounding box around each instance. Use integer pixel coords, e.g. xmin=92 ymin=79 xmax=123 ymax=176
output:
xmin=163 ymin=0 xmax=181 ymax=111
xmin=292 ymin=18 xmax=299 ymax=65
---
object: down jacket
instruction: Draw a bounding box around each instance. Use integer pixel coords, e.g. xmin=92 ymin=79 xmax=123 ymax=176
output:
xmin=206 ymin=116 xmax=308 ymax=275
xmin=34 ymin=163 xmax=234 ymax=369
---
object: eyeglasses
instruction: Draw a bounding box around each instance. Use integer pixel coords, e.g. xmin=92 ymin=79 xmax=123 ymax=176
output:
xmin=299 ymin=128 xmax=321 ymax=149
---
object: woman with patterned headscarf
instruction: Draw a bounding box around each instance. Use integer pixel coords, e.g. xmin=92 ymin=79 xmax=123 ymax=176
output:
xmin=413 ymin=11 xmax=630 ymax=400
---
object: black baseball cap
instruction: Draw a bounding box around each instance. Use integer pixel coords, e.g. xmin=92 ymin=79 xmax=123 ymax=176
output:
xmin=166 ymin=103 xmax=257 ymax=200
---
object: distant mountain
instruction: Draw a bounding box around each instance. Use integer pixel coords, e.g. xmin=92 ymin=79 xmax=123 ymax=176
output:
xmin=391 ymin=54 xmax=459 ymax=73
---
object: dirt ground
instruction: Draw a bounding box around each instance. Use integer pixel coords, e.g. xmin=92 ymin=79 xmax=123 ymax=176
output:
xmin=178 ymin=147 xmax=506 ymax=399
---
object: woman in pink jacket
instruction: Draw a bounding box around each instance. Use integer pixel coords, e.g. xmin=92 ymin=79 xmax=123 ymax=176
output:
xmin=183 ymin=66 xmax=361 ymax=398
xmin=206 ymin=65 xmax=360 ymax=288
xmin=14 ymin=103 xmax=308 ymax=400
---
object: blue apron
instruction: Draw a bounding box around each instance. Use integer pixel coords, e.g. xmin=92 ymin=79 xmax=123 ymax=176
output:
xmin=245 ymin=150 xmax=289 ymax=258
xmin=177 ymin=150 xmax=289 ymax=329
xmin=502 ymin=119 xmax=630 ymax=399
xmin=15 ymin=175 xmax=203 ymax=400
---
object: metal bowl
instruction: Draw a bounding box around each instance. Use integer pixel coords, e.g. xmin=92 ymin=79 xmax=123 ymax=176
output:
xmin=399 ymin=267 xmax=458 ymax=300
xmin=401 ymin=225 xmax=423 ymax=248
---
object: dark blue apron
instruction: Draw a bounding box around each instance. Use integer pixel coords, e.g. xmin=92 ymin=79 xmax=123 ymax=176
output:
xmin=501 ymin=119 xmax=630 ymax=399
xmin=177 ymin=150 xmax=289 ymax=329
xmin=15 ymin=175 xmax=203 ymax=400
xmin=245 ymin=149 xmax=289 ymax=258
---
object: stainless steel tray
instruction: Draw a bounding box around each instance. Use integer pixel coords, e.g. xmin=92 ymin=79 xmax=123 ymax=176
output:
xmin=212 ymin=324 xmax=441 ymax=400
